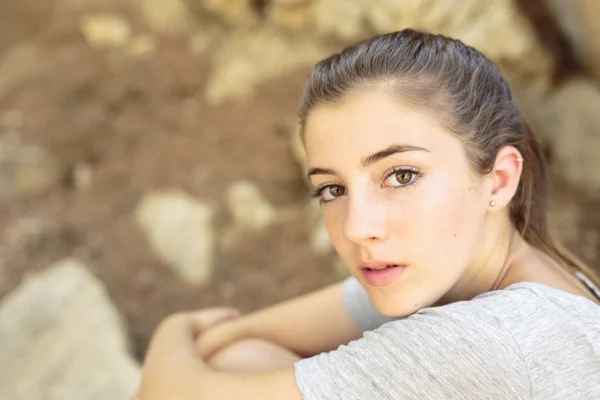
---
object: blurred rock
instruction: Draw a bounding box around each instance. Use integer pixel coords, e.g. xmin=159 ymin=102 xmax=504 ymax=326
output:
xmin=310 ymin=0 xmax=367 ymax=42
xmin=205 ymin=27 xmax=332 ymax=104
xmin=135 ymin=190 xmax=215 ymax=284
xmin=546 ymin=0 xmax=600 ymax=81
xmin=192 ymin=0 xmax=260 ymax=27
xmin=0 ymin=258 xmax=140 ymax=400
xmin=0 ymin=134 xmax=62 ymax=200
xmin=290 ymin=125 xmax=308 ymax=182
xmin=310 ymin=217 xmax=333 ymax=254
xmin=0 ymin=42 xmax=45 ymax=95
xmin=136 ymin=0 xmax=196 ymax=35
xmin=325 ymin=0 xmax=551 ymax=80
xmin=64 ymin=0 xmax=120 ymax=7
xmin=80 ymin=14 xmax=132 ymax=48
xmin=226 ymin=180 xmax=277 ymax=231
xmin=188 ymin=25 xmax=225 ymax=55
xmin=127 ymin=34 xmax=157 ymax=56
xmin=526 ymin=78 xmax=600 ymax=193
xmin=72 ymin=161 xmax=93 ymax=191
xmin=267 ymin=0 xmax=311 ymax=30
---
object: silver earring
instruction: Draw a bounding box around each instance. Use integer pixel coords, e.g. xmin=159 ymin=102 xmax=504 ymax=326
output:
xmin=515 ymin=158 xmax=524 ymax=162
xmin=490 ymin=200 xmax=496 ymax=207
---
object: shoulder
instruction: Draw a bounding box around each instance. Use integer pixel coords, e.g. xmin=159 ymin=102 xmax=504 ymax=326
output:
xmin=427 ymin=282 xmax=600 ymax=345
xmin=295 ymin=284 xmax=600 ymax=399
xmin=295 ymin=287 xmax=533 ymax=399
xmin=465 ymin=282 xmax=600 ymax=328
xmin=469 ymin=282 xmax=600 ymax=398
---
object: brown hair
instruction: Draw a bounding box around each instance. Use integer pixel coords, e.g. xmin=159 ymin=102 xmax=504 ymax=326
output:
xmin=299 ymin=29 xmax=600 ymax=288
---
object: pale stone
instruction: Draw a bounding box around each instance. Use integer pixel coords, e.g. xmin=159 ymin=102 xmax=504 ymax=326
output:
xmin=0 ymin=135 xmax=61 ymax=199
xmin=188 ymin=25 xmax=225 ymax=55
xmin=0 ymin=43 xmax=45 ymax=95
xmin=309 ymin=0 xmax=552 ymax=81
xmin=135 ymin=190 xmax=215 ymax=284
xmin=267 ymin=0 xmax=311 ymax=30
xmin=205 ymin=27 xmax=332 ymax=104
xmin=206 ymin=0 xmax=552 ymax=106
xmin=72 ymin=162 xmax=93 ymax=190
xmin=290 ymin=124 xmax=309 ymax=182
xmin=80 ymin=14 xmax=132 ymax=48
xmin=135 ymin=0 xmax=196 ymax=35
xmin=310 ymin=217 xmax=333 ymax=254
xmin=0 ymin=259 xmax=141 ymax=400
xmin=127 ymin=34 xmax=157 ymax=56
xmin=310 ymin=0 xmax=369 ymax=42
xmin=63 ymin=0 xmax=119 ymax=7
xmin=226 ymin=180 xmax=277 ymax=231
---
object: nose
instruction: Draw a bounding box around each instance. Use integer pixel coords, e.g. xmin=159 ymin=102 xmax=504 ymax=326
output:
xmin=344 ymin=189 xmax=388 ymax=244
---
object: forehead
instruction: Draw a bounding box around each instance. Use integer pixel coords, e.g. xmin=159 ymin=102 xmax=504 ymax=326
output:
xmin=304 ymin=90 xmax=463 ymax=164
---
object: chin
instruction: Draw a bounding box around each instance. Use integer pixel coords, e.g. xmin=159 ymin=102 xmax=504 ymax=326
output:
xmin=369 ymin=289 xmax=424 ymax=318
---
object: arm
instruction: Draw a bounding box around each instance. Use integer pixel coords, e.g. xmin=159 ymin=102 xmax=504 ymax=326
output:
xmin=197 ymin=280 xmax=365 ymax=359
xmin=140 ymin=296 xmax=529 ymax=400
xmin=139 ymin=314 xmax=303 ymax=400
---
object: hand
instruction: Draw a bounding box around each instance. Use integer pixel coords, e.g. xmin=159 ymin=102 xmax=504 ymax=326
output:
xmin=138 ymin=311 xmax=225 ymax=399
xmin=193 ymin=308 xmax=247 ymax=360
xmin=187 ymin=307 xmax=240 ymax=338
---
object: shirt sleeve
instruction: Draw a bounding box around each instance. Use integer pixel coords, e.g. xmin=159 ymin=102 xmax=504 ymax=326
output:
xmin=342 ymin=277 xmax=396 ymax=332
xmin=294 ymin=301 xmax=530 ymax=400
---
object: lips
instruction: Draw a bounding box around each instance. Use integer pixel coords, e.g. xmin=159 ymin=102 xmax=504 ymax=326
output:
xmin=359 ymin=260 xmax=403 ymax=270
xmin=359 ymin=260 xmax=406 ymax=286
xmin=364 ymin=264 xmax=398 ymax=270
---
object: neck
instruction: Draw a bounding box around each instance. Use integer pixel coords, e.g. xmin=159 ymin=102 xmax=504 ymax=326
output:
xmin=436 ymin=213 xmax=526 ymax=306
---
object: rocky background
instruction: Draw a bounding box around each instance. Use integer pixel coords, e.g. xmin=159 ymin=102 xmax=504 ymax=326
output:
xmin=0 ymin=0 xmax=599 ymax=398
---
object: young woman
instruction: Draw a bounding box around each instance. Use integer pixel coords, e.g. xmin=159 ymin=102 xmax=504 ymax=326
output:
xmin=137 ymin=30 xmax=600 ymax=399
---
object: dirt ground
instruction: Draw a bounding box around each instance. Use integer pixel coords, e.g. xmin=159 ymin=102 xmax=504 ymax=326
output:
xmin=0 ymin=3 xmax=341 ymax=359
xmin=0 ymin=0 xmax=598 ymax=361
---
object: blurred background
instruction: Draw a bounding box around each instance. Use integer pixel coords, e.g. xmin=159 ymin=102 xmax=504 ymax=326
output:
xmin=0 ymin=0 xmax=598 ymax=398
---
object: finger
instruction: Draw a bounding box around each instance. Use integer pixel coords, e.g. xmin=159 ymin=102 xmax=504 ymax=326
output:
xmin=188 ymin=307 xmax=240 ymax=334
xmin=195 ymin=322 xmax=238 ymax=360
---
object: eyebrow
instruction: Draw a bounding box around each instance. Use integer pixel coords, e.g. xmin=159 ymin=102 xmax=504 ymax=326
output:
xmin=307 ymin=144 xmax=431 ymax=179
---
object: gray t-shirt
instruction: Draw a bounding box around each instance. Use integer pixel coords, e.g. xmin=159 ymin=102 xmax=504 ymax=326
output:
xmin=294 ymin=278 xmax=600 ymax=399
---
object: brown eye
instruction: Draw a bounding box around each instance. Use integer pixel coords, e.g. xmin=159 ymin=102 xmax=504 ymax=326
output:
xmin=317 ymin=184 xmax=346 ymax=202
xmin=328 ymin=185 xmax=345 ymax=197
xmin=395 ymin=171 xmax=413 ymax=185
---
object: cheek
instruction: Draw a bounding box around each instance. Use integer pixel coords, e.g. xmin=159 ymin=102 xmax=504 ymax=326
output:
xmin=394 ymin=175 xmax=485 ymax=265
xmin=322 ymin=203 xmax=347 ymax=249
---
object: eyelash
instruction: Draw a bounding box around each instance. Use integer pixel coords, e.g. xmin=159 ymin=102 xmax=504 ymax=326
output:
xmin=309 ymin=166 xmax=422 ymax=204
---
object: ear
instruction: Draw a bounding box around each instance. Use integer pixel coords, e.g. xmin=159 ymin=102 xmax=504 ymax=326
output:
xmin=487 ymin=146 xmax=524 ymax=212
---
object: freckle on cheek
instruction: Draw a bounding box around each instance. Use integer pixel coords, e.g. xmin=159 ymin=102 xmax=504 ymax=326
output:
xmin=454 ymin=234 xmax=457 ymax=238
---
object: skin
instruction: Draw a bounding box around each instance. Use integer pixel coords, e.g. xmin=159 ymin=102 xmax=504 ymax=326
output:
xmin=305 ymin=89 xmax=522 ymax=316
xmin=135 ymin=89 xmax=598 ymax=400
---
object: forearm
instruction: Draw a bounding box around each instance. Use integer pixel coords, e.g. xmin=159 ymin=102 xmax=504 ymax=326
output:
xmin=141 ymin=364 xmax=301 ymax=400
xmin=139 ymin=314 xmax=207 ymax=399
xmin=201 ymin=281 xmax=362 ymax=358
xmin=139 ymin=314 xmax=302 ymax=400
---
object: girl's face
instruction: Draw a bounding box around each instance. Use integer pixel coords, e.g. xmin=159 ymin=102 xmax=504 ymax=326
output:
xmin=305 ymin=90 xmax=492 ymax=317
